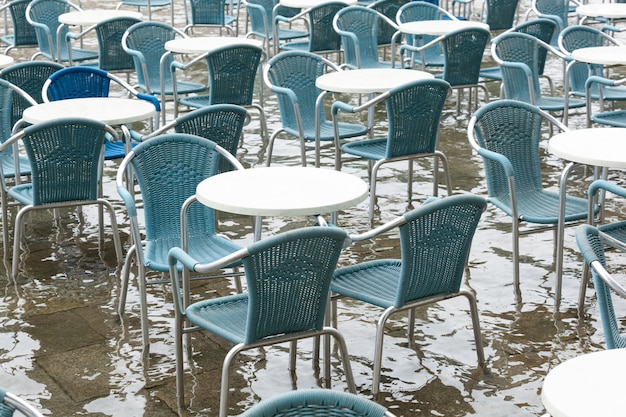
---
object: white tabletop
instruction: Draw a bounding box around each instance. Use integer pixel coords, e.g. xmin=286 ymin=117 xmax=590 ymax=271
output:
xmin=571 ymin=46 xmax=626 ymax=66
xmin=576 ymin=3 xmax=626 ymax=19
xmin=548 ymin=128 xmax=626 ymax=168
xmin=196 ymin=166 xmax=368 ymax=216
xmin=22 ymin=97 xmax=156 ymax=126
xmin=398 ymin=20 xmax=489 ymax=36
xmin=316 ymin=68 xmax=434 ymax=94
xmin=164 ymin=36 xmax=263 ymax=54
xmin=58 ymin=10 xmax=143 ymax=26
xmin=0 ymin=54 xmax=14 ymax=69
xmin=279 ymin=0 xmax=356 ymax=8
xmin=542 ymin=349 xmax=626 ymax=417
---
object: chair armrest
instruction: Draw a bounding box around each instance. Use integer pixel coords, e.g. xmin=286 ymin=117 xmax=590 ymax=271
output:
xmin=268 ymin=84 xmax=299 ymax=105
xmin=331 ymin=101 xmax=355 ymax=116
xmin=116 ymin=184 xmax=137 ymax=217
xmin=589 ymin=179 xmax=626 ymax=199
xmin=475 ymin=147 xmax=516 ymax=178
xmin=137 ymin=93 xmax=161 ymax=112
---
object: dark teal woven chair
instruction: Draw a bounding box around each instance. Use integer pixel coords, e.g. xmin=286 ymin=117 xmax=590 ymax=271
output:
xmin=491 ymin=31 xmax=586 ymax=125
xmin=168 ymin=226 xmax=356 ymax=416
xmin=483 ymin=0 xmax=519 ymax=31
xmin=576 ymin=224 xmax=626 ymax=349
xmin=263 ymin=51 xmax=368 ymax=167
xmin=116 ymin=133 xmax=245 ymax=354
xmin=239 ymin=389 xmax=395 ymax=417
xmin=0 ymin=389 xmax=43 ymax=417
xmin=332 ymin=78 xmax=452 ymax=223
xmin=0 ymin=118 xmax=123 ymax=278
xmin=25 ymin=0 xmax=99 ymax=64
xmin=531 ymin=0 xmax=573 ymax=41
xmin=183 ymin=0 xmax=238 ymax=36
xmin=244 ymin=0 xmax=308 ymax=56
xmin=0 ymin=0 xmax=38 ymax=55
xmin=331 ymin=194 xmax=487 ymax=394
xmin=333 ymin=6 xmax=396 ymax=69
xmin=468 ymin=100 xmax=589 ymax=305
xmin=172 ymin=44 xmax=268 ymax=141
xmin=368 ymin=0 xmax=409 ymax=48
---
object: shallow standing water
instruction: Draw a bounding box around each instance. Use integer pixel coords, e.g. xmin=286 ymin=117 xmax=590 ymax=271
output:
xmin=1 ymin=1 xmax=626 ymax=416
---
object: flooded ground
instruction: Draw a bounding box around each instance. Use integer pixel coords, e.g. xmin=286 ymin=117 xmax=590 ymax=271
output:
xmin=2 ymin=1 xmax=626 ymax=416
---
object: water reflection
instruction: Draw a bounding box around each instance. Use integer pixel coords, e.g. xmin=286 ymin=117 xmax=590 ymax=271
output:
xmin=1 ymin=1 xmax=626 ymax=416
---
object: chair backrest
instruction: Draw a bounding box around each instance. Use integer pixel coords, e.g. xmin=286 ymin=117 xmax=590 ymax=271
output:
xmin=0 ymin=388 xmax=44 ymax=417
xmin=369 ymin=0 xmax=409 ymax=46
xmin=0 ymin=79 xmax=36 ymax=150
xmin=0 ymin=61 xmax=63 ymax=127
xmin=95 ymin=16 xmax=142 ymax=72
xmin=385 ymin=78 xmax=449 ymax=158
xmin=241 ymin=226 xmax=347 ymax=344
xmin=187 ymin=0 xmax=231 ymax=25
xmin=469 ymin=100 xmax=546 ymax=199
xmin=306 ymin=1 xmax=345 ymax=53
xmin=123 ymin=21 xmax=180 ymax=92
xmin=575 ymin=224 xmax=626 ymax=349
xmin=3 ymin=0 xmax=38 ymax=51
xmin=333 ymin=6 xmax=384 ymax=68
xmin=239 ymin=389 xmax=390 ymax=417
xmin=533 ymin=0 xmax=569 ymax=32
xmin=120 ymin=133 xmax=235 ymax=248
xmin=172 ymin=104 xmax=247 ymax=173
xmin=484 ymin=0 xmax=519 ymax=31
xmin=265 ymin=51 xmax=330 ymax=133
xmin=441 ymin=27 xmax=490 ymax=86
xmin=26 ymin=0 xmax=76 ymax=59
xmin=43 ymin=66 xmax=113 ymax=101
xmin=559 ymin=25 xmax=612 ymax=93
xmin=204 ymin=44 xmax=263 ymax=106
xmin=511 ymin=18 xmax=556 ymax=75
xmin=246 ymin=0 xmax=276 ymax=38
xmin=492 ymin=31 xmax=542 ymax=103
xmin=18 ymin=118 xmax=108 ymax=205
xmin=395 ymin=194 xmax=486 ymax=306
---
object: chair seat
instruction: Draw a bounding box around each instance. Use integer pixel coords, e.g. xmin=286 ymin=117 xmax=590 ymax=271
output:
xmin=104 ymin=140 xmax=137 ymax=160
xmin=570 ymin=86 xmax=626 ymax=101
xmin=185 ymin=292 xmax=248 ymax=344
xmin=591 ymin=110 xmax=626 ymax=127
xmin=276 ymin=27 xmax=309 ymax=41
xmin=120 ymin=0 xmax=171 ymax=6
xmin=341 ymin=137 xmax=387 ymax=160
xmin=598 ymin=220 xmax=626 ymax=243
xmin=490 ymin=189 xmax=589 ymax=224
xmin=1 ymin=154 xmax=31 ymax=178
xmin=1 ymin=35 xmax=37 ymax=48
xmin=144 ymin=79 xmax=206 ymax=96
xmin=534 ymin=96 xmax=586 ymax=111
xmin=143 ymin=234 xmax=243 ymax=272
xmin=332 ymin=259 xmax=402 ymax=308
xmin=58 ymin=48 xmax=99 ymax=63
xmin=285 ymin=119 xmax=368 ymax=142
xmin=7 ymin=183 xmax=34 ymax=206
xmin=479 ymin=66 xmax=502 ymax=81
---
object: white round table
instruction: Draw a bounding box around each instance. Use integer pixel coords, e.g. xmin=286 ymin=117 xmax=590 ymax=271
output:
xmin=316 ymin=68 xmax=434 ymax=94
xmin=164 ymin=36 xmax=263 ymax=54
xmin=0 ymin=54 xmax=14 ymax=69
xmin=58 ymin=9 xmax=143 ymax=26
xmin=571 ymin=46 xmax=626 ymax=66
xmin=577 ymin=3 xmax=626 ymax=19
xmin=398 ymin=20 xmax=489 ymax=36
xmin=548 ymin=128 xmax=626 ymax=168
xmin=542 ymin=349 xmax=626 ymax=417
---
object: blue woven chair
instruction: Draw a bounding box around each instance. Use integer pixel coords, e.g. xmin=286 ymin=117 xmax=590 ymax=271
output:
xmin=0 ymin=117 xmax=123 ymax=278
xmin=0 ymin=0 xmax=38 ymax=55
xmin=482 ymin=0 xmax=519 ymax=31
xmin=116 ymin=0 xmax=174 ymax=24
xmin=331 ymin=194 xmax=487 ymax=394
xmin=183 ymin=0 xmax=238 ymax=36
xmin=263 ymin=51 xmax=368 ymax=167
xmin=239 ymin=389 xmax=395 ymax=417
xmin=122 ymin=21 xmax=207 ymax=125
xmin=41 ymin=66 xmax=160 ymax=160
xmin=333 ymin=6 xmax=396 ymax=69
xmin=468 ymin=100 xmax=589 ymax=305
xmin=25 ymin=0 xmax=99 ymax=64
xmin=368 ymin=0 xmax=409 ymax=48
xmin=278 ymin=1 xmax=346 ymax=58
xmin=65 ymin=16 xmax=142 ymax=77
xmin=491 ymin=31 xmax=586 ymax=125
xmin=395 ymin=1 xmax=455 ymax=70
xmin=116 ymin=133 xmax=245 ymax=353
xmin=244 ymin=0 xmax=308 ymax=56
xmin=576 ymin=224 xmax=626 ymax=349
xmin=0 ymin=388 xmax=43 ymax=417
xmin=531 ymin=0 xmax=574 ymax=42
xmin=143 ymin=104 xmax=248 ymax=174
xmin=332 ymin=78 xmax=452 ymax=223
xmin=172 ymin=44 xmax=268 ymax=141
xmin=168 ymin=226 xmax=356 ymax=416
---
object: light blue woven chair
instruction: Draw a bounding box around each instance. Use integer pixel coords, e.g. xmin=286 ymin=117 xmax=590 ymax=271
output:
xmin=263 ymin=51 xmax=368 ymax=167
xmin=0 ymin=0 xmax=38 ymax=55
xmin=468 ymin=100 xmax=589 ymax=306
xmin=172 ymin=44 xmax=267 ymax=141
xmin=122 ymin=21 xmax=207 ymax=124
xmin=183 ymin=0 xmax=239 ymax=36
xmin=0 ymin=389 xmax=43 ymax=417
xmin=332 ymin=78 xmax=452 ymax=223
xmin=576 ymin=224 xmax=626 ymax=349
xmin=116 ymin=133 xmax=245 ymax=354
xmin=25 ymin=0 xmax=99 ymax=64
xmin=331 ymin=194 xmax=487 ymax=394
xmin=491 ymin=31 xmax=586 ymax=125
xmin=244 ymin=0 xmax=308 ymax=56
xmin=116 ymin=0 xmax=174 ymax=24
xmin=239 ymin=389 xmax=396 ymax=417
xmin=333 ymin=5 xmax=396 ymax=69
xmin=0 ymin=117 xmax=123 ymax=278
xmin=168 ymin=226 xmax=356 ymax=416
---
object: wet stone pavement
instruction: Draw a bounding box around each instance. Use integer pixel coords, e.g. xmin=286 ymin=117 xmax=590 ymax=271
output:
xmin=2 ymin=1 xmax=626 ymax=416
